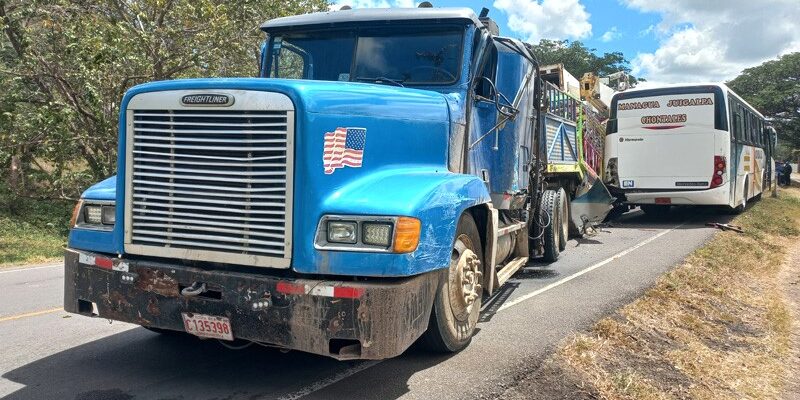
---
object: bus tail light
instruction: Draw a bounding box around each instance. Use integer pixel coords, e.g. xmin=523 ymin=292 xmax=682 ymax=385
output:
xmin=710 ymin=156 xmax=726 ymax=188
xmin=605 ymin=157 xmax=619 ymax=186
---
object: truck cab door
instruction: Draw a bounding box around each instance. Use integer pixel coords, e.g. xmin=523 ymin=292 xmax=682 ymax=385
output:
xmin=467 ymin=39 xmax=499 ymax=176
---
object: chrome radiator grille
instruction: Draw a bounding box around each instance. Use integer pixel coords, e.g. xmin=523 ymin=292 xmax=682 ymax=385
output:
xmin=125 ymin=99 xmax=294 ymax=268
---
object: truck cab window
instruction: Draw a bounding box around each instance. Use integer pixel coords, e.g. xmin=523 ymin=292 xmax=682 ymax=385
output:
xmin=270 ymin=45 xmax=305 ymax=79
xmin=473 ymin=42 xmax=498 ymax=99
xmin=269 ymin=33 xmax=355 ymax=81
xmin=266 ymin=26 xmax=464 ymax=86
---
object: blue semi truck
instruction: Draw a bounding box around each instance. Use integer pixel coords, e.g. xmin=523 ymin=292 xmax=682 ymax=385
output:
xmin=64 ymin=7 xmax=609 ymax=360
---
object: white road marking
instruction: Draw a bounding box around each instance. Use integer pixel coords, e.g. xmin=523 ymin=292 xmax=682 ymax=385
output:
xmin=276 ymin=360 xmax=381 ymax=400
xmin=270 ymin=222 xmax=686 ymax=399
xmin=0 ymin=264 xmax=61 ymax=274
xmin=497 ymin=223 xmax=685 ymax=312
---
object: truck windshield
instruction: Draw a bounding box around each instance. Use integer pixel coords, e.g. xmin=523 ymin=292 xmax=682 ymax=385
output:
xmin=266 ymin=27 xmax=464 ymax=86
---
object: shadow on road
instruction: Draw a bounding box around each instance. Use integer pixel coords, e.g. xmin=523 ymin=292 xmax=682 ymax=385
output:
xmin=2 ymin=325 xmax=454 ymax=400
xmin=609 ymin=205 xmax=737 ymax=229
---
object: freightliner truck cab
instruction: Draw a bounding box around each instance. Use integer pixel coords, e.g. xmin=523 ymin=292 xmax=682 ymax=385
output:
xmin=65 ymin=7 xmax=556 ymax=360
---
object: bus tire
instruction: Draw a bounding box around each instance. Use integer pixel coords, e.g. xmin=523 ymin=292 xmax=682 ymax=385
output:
xmin=421 ymin=212 xmax=483 ymax=353
xmin=555 ymin=188 xmax=569 ymax=251
xmin=541 ymin=189 xmax=561 ymax=262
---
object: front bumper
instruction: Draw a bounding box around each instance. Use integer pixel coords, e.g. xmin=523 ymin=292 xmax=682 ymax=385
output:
xmin=63 ymin=248 xmax=439 ymax=360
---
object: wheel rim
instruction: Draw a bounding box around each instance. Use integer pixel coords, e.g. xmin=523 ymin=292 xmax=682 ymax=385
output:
xmin=450 ymin=235 xmax=482 ymax=320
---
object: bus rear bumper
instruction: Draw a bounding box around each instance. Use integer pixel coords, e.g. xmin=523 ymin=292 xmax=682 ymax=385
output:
xmin=622 ymin=184 xmax=730 ymax=206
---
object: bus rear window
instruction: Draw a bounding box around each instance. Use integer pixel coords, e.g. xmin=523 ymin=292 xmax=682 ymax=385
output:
xmin=608 ymin=86 xmax=727 ymax=134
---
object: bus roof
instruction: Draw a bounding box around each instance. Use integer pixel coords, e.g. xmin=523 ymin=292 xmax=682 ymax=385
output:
xmin=614 ymin=83 xmax=765 ymax=119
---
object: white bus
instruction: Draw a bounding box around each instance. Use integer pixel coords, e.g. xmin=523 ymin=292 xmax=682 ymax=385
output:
xmin=604 ymin=83 xmax=777 ymax=214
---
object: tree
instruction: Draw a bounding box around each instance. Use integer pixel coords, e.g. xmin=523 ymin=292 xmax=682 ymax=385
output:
xmin=727 ymin=52 xmax=800 ymax=153
xmin=0 ymin=0 xmax=326 ymax=198
xmin=529 ymin=39 xmax=640 ymax=87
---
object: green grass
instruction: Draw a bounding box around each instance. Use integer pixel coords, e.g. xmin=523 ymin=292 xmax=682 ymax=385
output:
xmin=0 ymin=185 xmax=74 ymax=267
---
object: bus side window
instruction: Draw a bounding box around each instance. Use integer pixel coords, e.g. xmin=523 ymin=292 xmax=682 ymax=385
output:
xmin=745 ymin=112 xmax=752 ymax=144
xmin=735 ymin=113 xmax=743 ymax=142
xmin=757 ymin=119 xmax=763 ymax=146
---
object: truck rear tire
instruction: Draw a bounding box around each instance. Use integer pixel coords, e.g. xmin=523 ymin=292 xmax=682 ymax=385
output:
xmin=541 ymin=190 xmax=561 ymax=262
xmin=421 ymin=213 xmax=483 ymax=353
xmin=555 ymin=188 xmax=569 ymax=251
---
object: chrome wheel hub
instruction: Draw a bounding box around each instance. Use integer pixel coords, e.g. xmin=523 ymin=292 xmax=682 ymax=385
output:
xmin=454 ymin=239 xmax=482 ymax=314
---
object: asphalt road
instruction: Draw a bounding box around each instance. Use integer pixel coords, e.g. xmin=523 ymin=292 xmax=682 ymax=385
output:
xmin=0 ymin=208 xmax=732 ymax=400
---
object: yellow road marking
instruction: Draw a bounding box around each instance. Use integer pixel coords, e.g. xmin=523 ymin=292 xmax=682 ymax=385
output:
xmin=0 ymin=307 xmax=63 ymax=323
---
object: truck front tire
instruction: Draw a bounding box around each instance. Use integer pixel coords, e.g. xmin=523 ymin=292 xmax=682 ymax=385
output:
xmin=421 ymin=213 xmax=483 ymax=353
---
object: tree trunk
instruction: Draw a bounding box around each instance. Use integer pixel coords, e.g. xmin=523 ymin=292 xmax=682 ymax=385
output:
xmin=9 ymin=152 xmax=22 ymax=191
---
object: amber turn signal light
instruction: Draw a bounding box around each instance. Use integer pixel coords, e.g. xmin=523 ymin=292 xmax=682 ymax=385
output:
xmin=69 ymin=200 xmax=84 ymax=228
xmin=392 ymin=217 xmax=421 ymax=253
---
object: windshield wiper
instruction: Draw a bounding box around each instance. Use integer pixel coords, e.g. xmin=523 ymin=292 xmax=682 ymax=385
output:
xmin=354 ymin=76 xmax=406 ymax=87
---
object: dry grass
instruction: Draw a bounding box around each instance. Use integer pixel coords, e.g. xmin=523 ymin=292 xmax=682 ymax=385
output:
xmin=558 ymin=187 xmax=800 ymax=400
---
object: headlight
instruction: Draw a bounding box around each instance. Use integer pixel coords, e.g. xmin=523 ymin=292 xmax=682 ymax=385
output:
xmin=362 ymin=222 xmax=393 ymax=246
xmin=327 ymin=221 xmax=357 ymax=243
xmin=74 ymin=200 xmax=115 ymax=230
xmin=315 ymin=215 xmax=420 ymax=253
xmin=84 ymin=205 xmax=103 ymax=225
xmin=102 ymin=206 xmax=116 ymax=224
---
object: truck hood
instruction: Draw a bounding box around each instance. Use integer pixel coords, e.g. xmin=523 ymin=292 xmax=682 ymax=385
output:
xmin=104 ymin=78 xmax=456 ymax=276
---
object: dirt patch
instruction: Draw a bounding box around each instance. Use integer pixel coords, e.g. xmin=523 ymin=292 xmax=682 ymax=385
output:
xmin=497 ymin=357 xmax=599 ymax=400
xmin=497 ymin=188 xmax=800 ymax=399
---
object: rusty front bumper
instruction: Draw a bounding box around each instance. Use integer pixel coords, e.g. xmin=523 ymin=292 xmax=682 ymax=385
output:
xmin=63 ymin=248 xmax=439 ymax=360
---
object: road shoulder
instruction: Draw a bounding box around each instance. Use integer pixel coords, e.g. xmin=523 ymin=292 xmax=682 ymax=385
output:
xmin=499 ymin=189 xmax=800 ymax=399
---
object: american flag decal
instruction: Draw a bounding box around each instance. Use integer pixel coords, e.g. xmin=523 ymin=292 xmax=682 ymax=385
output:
xmin=323 ymin=127 xmax=366 ymax=174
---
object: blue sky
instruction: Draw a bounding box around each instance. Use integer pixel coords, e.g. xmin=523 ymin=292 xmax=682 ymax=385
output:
xmin=332 ymin=0 xmax=800 ymax=85
xmin=447 ymin=0 xmax=662 ymax=57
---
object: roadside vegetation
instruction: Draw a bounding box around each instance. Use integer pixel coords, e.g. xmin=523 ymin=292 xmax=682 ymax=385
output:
xmin=0 ymin=184 xmax=72 ymax=267
xmin=501 ymin=187 xmax=800 ymax=399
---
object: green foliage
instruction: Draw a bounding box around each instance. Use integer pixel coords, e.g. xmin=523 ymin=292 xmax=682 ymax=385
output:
xmin=0 ymin=182 xmax=73 ymax=266
xmin=0 ymin=0 xmax=327 ymax=199
xmin=529 ymin=39 xmax=641 ymax=86
xmin=727 ymin=52 xmax=800 ymax=151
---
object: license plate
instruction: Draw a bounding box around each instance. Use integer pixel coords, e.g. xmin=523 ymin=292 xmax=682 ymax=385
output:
xmin=181 ymin=313 xmax=233 ymax=341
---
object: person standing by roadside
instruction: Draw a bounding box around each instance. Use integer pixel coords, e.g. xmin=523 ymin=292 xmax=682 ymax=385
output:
xmin=776 ymin=161 xmax=786 ymax=186
xmin=784 ymin=160 xmax=793 ymax=186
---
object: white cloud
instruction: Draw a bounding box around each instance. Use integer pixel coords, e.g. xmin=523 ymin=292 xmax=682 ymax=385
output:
xmin=600 ymin=26 xmax=620 ymax=43
xmin=623 ymin=0 xmax=800 ymax=84
xmin=493 ymin=0 xmax=592 ymax=42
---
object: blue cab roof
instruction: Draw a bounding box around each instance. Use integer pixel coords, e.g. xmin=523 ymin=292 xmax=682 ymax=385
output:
xmin=261 ymin=7 xmax=483 ymax=31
